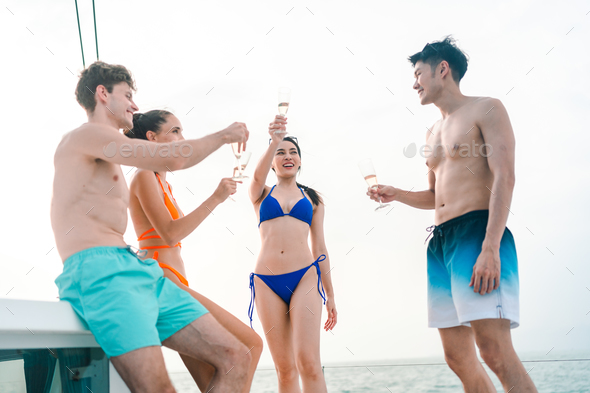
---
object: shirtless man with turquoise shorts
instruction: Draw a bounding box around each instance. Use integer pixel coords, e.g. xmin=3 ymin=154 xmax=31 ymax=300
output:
xmin=51 ymin=61 xmax=250 ymax=393
xmin=368 ymin=37 xmax=537 ymax=392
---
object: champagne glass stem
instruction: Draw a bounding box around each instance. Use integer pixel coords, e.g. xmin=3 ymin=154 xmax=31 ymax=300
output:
xmin=236 ymin=156 xmax=242 ymax=177
xmin=375 ymin=197 xmax=388 ymax=211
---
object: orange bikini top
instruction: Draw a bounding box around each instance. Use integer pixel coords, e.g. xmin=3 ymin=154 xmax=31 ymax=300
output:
xmin=138 ymin=173 xmax=184 ymax=249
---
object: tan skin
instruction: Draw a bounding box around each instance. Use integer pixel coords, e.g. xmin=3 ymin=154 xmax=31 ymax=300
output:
xmin=128 ymin=113 xmax=263 ymax=393
xmin=368 ymin=61 xmax=536 ymax=393
xmin=248 ymin=116 xmax=336 ymax=393
xmin=51 ymin=81 xmax=251 ymax=393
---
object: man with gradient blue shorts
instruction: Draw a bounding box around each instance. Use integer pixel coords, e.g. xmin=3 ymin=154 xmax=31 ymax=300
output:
xmin=369 ymin=37 xmax=537 ymax=392
xmin=51 ymin=61 xmax=251 ymax=393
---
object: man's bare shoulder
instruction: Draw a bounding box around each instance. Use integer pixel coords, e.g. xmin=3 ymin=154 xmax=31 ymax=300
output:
xmin=54 ymin=125 xmax=87 ymax=162
xmin=55 ymin=123 xmax=120 ymax=161
xmin=470 ymin=96 xmax=506 ymax=114
xmin=469 ymin=96 xmax=512 ymax=133
xmin=58 ymin=123 xmax=120 ymax=150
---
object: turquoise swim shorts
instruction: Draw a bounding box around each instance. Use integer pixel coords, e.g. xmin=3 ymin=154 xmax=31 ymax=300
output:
xmin=55 ymin=246 xmax=209 ymax=358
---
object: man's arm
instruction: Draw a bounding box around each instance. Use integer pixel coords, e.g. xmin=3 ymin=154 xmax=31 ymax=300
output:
xmin=479 ymin=98 xmax=515 ymax=248
xmin=470 ymin=98 xmax=516 ymax=294
xmin=370 ymin=185 xmax=435 ymax=209
xmin=389 ymin=167 xmax=436 ymax=209
xmin=73 ymin=122 xmax=248 ymax=172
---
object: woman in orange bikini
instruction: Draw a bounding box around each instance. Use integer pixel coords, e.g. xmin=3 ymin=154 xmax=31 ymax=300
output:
xmin=125 ymin=110 xmax=262 ymax=392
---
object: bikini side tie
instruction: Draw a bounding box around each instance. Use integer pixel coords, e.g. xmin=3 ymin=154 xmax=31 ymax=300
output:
xmin=248 ymin=273 xmax=256 ymax=328
xmin=313 ymin=255 xmax=327 ymax=305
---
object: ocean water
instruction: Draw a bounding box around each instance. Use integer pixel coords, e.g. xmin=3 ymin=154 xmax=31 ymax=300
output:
xmin=0 ymin=354 xmax=587 ymax=392
xmin=170 ymin=356 xmax=590 ymax=393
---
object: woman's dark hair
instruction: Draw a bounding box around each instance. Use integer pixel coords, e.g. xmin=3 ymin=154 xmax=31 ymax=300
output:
xmin=408 ymin=36 xmax=469 ymax=84
xmin=125 ymin=110 xmax=173 ymax=140
xmin=281 ymin=136 xmax=323 ymax=206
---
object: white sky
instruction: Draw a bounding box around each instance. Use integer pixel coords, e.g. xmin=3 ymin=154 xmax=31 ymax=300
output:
xmin=1 ymin=0 xmax=589 ymax=371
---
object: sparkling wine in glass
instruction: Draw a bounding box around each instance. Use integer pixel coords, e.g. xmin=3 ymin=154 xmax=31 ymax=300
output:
xmin=231 ymin=143 xmax=242 ymax=183
xmin=231 ymin=142 xmax=242 ymax=159
xmin=278 ymin=102 xmax=289 ymax=116
xmin=232 ymin=151 xmax=252 ymax=180
xmin=277 ymin=87 xmax=291 ymax=133
xmin=358 ymin=159 xmax=389 ymax=211
xmin=364 ymin=174 xmax=378 ymax=188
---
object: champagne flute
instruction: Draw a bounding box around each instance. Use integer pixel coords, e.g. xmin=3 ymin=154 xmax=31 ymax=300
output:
xmin=358 ymin=158 xmax=389 ymax=211
xmin=229 ymin=143 xmax=242 ymax=201
xmin=228 ymin=150 xmax=252 ymax=202
xmin=277 ymin=87 xmax=291 ymax=133
xmin=232 ymin=150 xmax=252 ymax=180
xmin=231 ymin=142 xmax=242 ymax=177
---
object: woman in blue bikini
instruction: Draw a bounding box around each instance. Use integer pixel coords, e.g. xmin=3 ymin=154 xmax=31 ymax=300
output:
xmin=248 ymin=115 xmax=337 ymax=392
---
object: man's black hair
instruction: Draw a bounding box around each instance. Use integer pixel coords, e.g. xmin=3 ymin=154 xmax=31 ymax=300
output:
xmin=408 ymin=36 xmax=469 ymax=83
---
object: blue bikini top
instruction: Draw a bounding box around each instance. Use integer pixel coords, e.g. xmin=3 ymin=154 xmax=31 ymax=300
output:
xmin=259 ymin=185 xmax=313 ymax=227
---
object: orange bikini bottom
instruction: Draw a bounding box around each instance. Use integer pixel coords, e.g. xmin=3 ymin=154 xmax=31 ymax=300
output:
xmin=152 ymin=251 xmax=189 ymax=287
xmin=159 ymin=262 xmax=189 ymax=287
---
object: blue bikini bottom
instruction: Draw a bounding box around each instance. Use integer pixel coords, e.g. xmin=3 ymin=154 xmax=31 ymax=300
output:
xmin=248 ymin=255 xmax=327 ymax=328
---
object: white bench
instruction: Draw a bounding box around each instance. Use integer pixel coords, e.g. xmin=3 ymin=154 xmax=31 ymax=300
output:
xmin=0 ymin=298 xmax=130 ymax=392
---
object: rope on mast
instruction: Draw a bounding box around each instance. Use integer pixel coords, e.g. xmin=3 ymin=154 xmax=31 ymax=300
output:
xmin=74 ymin=0 xmax=85 ymax=68
xmin=92 ymin=0 xmax=99 ymax=60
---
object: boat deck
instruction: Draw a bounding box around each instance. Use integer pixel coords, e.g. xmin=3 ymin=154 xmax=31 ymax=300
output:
xmin=0 ymin=299 xmax=129 ymax=392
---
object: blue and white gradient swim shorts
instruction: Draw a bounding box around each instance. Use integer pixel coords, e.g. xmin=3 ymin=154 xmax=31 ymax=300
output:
xmin=426 ymin=210 xmax=519 ymax=329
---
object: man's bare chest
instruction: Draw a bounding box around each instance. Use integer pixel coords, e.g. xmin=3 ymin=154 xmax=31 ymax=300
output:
xmin=83 ymin=160 xmax=129 ymax=204
xmin=426 ymin=117 xmax=484 ymax=168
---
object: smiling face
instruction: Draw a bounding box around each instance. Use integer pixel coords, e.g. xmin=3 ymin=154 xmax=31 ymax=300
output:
xmin=147 ymin=114 xmax=184 ymax=143
xmin=272 ymin=140 xmax=301 ymax=178
xmin=104 ymin=82 xmax=139 ymax=129
xmin=413 ymin=61 xmax=443 ymax=106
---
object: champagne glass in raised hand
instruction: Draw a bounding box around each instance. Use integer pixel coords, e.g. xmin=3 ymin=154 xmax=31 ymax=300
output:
xmin=277 ymin=87 xmax=291 ymax=132
xmin=358 ymin=158 xmax=389 ymax=211
xmin=269 ymin=115 xmax=288 ymax=139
